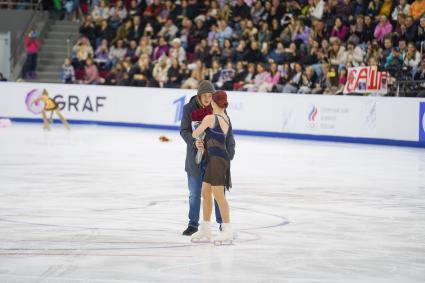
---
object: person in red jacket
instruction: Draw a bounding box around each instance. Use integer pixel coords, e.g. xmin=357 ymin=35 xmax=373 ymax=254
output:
xmin=22 ymin=30 xmax=40 ymax=80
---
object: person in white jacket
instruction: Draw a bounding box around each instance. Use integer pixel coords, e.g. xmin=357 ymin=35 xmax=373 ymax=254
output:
xmin=403 ymin=42 xmax=421 ymax=75
xmin=310 ymin=0 xmax=325 ymax=20
xmin=345 ymin=41 xmax=365 ymax=67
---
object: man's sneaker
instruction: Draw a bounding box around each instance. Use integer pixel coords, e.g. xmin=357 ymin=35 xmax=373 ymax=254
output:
xmin=182 ymin=226 xmax=198 ymax=236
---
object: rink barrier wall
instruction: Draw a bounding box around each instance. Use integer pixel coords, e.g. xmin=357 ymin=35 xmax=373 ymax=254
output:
xmin=1 ymin=82 xmax=425 ymax=148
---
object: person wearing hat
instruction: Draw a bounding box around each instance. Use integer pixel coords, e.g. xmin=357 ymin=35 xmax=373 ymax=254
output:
xmin=180 ymin=81 xmax=235 ymax=236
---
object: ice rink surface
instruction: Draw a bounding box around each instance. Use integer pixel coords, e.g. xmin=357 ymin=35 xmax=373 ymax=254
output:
xmin=0 ymin=123 xmax=424 ymax=283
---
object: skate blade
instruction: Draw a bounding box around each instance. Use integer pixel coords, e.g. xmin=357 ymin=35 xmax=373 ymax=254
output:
xmin=213 ymin=240 xmax=233 ymax=246
xmin=191 ymin=238 xmax=211 ymax=243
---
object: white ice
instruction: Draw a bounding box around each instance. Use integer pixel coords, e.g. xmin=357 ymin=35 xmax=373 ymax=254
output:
xmin=0 ymin=123 xmax=424 ymax=283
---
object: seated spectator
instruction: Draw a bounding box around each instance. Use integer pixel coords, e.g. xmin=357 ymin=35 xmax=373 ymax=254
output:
xmin=84 ymin=58 xmax=102 ymax=84
xmin=413 ymin=59 xmax=425 ymax=97
xmin=403 ymin=42 xmax=421 ymax=75
xmin=128 ymin=16 xmax=143 ymax=43
xmin=95 ymin=20 xmax=114 ymax=47
xmin=152 ymin=36 xmax=169 ymax=64
xmin=181 ymin=68 xmax=203 ymax=89
xmin=330 ymin=17 xmax=348 ymax=42
xmin=164 ymin=58 xmax=181 ymax=88
xmin=72 ymin=37 xmax=94 ymax=69
xmin=244 ymin=63 xmax=271 ymax=92
xmin=109 ymin=39 xmax=127 ymax=66
xmin=79 ymin=15 xmax=96 ymax=47
xmin=125 ymin=40 xmax=139 ymax=62
xmin=169 ymin=38 xmax=186 ymax=64
xmin=263 ymin=62 xmax=281 ymax=92
xmin=232 ymin=61 xmax=248 ymax=90
xmin=61 ymin=57 xmax=75 ymax=84
xmin=392 ymin=0 xmax=410 ymax=21
xmin=410 ymin=0 xmax=425 ymax=21
xmin=129 ymin=54 xmax=152 ymax=87
xmin=323 ymin=65 xmax=340 ymax=95
xmin=113 ymin=20 xmax=132 ymax=45
xmin=94 ymin=39 xmax=110 ymax=69
xmin=91 ymin=0 xmax=109 ymax=24
xmin=220 ymin=39 xmax=234 ymax=65
xmin=152 ymin=56 xmax=170 ymax=88
xmin=207 ymin=59 xmax=221 ymax=83
xmin=282 ymin=63 xmax=303 ymax=93
xmin=246 ymin=40 xmax=262 ymax=63
xmin=345 ymin=41 xmax=365 ymax=67
xmin=159 ymin=19 xmax=178 ymax=40
xmin=329 ymin=39 xmax=347 ymax=69
xmin=135 ymin=36 xmax=153 ymax=58
xmin=215 ymin=61 xmax=235 ymax=90
xmin=207 ymin=23 xmax=219 ymax=47
xmin=109 ymin=0 xmax=128 ymax=29
xmin=104 ymin=66 xmax=119 ymax=85
xmin=374 ymin=15 xmax=393 ymax=43
xmin=128 ymin=0 xmax=141 ymax=18
xmin=298 ymin=66 xmax=318 ymax=94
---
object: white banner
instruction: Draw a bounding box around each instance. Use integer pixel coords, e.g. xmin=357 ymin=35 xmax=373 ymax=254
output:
xmin=0 ymin=82 xmax=424 ymax=146
xmin=343 ymin=66 xmax=388 ymax=95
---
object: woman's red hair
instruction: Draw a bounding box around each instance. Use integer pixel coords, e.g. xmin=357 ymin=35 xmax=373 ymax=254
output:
xmin=212 ymin=90 xmax=228 ymax=109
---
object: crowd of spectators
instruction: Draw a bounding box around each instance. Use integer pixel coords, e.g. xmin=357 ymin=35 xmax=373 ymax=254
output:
xmin=60 ymin=0 xmax=425 ymax=95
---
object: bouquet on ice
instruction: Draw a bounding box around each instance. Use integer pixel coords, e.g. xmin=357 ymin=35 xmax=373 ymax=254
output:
xmin=191 ymin=106 xmax=212 ymax=164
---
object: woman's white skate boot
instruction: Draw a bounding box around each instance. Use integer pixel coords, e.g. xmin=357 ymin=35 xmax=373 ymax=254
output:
xmin=191 ymin=221 xmax=212 ymax=243
xmin=213 ymin=223 xmax=233 ymax=245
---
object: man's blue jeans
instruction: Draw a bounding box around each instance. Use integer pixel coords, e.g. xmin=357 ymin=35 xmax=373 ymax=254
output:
xmin=187 ymin=161 xmax=222 ymax=228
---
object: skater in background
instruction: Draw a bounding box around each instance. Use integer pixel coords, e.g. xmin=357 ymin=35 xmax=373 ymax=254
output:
xmin=191 ymin=90 xmax=234 ymax=244
xmin=31 ymin=89 xmax=70 ymax=131
xmin=180 ymin=80 xmax=235 ymax=236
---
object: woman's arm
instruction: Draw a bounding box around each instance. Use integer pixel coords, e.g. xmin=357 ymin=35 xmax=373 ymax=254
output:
xmin=192 ymin=115 xmax=213 ymax=138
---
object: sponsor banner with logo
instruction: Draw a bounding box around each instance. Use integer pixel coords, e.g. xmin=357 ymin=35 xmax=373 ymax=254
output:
xmin=0 ymin=82 xmax=424 ymax=145
xmin=343 ymin=66 xmax=388 ymax=95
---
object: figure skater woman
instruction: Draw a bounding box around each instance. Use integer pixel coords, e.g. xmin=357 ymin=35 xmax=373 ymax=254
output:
xmin=191 ymin=90 xmax=233 ymax=244
xmin=32 ymin=89 xmax=70 ymax=131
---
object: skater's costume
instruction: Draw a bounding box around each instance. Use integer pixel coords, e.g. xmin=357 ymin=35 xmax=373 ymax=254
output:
xmin=41 ymin=95 xmax=58 ymax=111
xmin=204 ymin=114 xmax=231 ymax=190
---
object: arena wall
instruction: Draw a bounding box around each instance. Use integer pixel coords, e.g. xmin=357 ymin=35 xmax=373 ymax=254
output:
xmin=1 ymin=82 xmax=424 ymax=147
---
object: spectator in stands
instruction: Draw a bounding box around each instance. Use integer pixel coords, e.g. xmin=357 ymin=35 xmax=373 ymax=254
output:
xmin=128 ymin=0 xmax=141 ymax=18
xmin=392 ymin=0 xmax=410 ymax=20
xmin=345 ymin=41 xmax=365 ymax=67
xmin=298 ymin=66 xmax=317 ymax=94
xmin=159 ymin=19 xmax=178 ymax=40
xmin=403 ymin=42 xmax=421 ymax=75
xmin=330 ymin=17 xmax=348 ymax=42
xmin=95 ymin=20 xmax=114 ymax=47
xmin=282 ymin=63 xmax=303 ymax=93
xmin=414 ymin=59 xmax=425 ymax=97
xmin=113 ymin=19 xmax=132 ymax=45
xmin=61 ymin=57 xmax=75 ymax=84
xmin=22 ymin=29 xmax=40 ymax=79
xmin=152 ymin=36 xmax=169 ymax=63
xmin=165 ymin=58 xmax=181 ymax=88
xmin=374 ymin=15 xmax=393 ymax=43
xmin=79 ymin=15 xmax=96 ymax=48
xmin=84 ymin=58 xmax=102 ymax=84
xmin=169 ymin=38 xmax=186 ymax=64
xmin=128 ymin=16 xmax=143 ymax=43
xmin=91 ymin=0 xmax=109 ymax=24
xmin=410 ymin=0 xmax=425 ymax=20
xmin=109 ymin=0 xmax=127 ymax=29
xmin=72 ymin=37 xmax=93 ymax=69
xmin=152 ymin=56 xmax=170 ymax=88
xmin=94 ymin=39 xmax=110 ymax=69
xmin=109 ymin=39 xmax=127 ymax=66
xmin=129 ymin=54 xmax=151 ymax=87
xmin=136 ymin=36 xmax=153 ymax=59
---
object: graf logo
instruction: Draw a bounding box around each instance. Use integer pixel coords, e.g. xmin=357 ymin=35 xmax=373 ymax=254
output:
xmin=173 ymin=96 xmax=186 ymax=124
